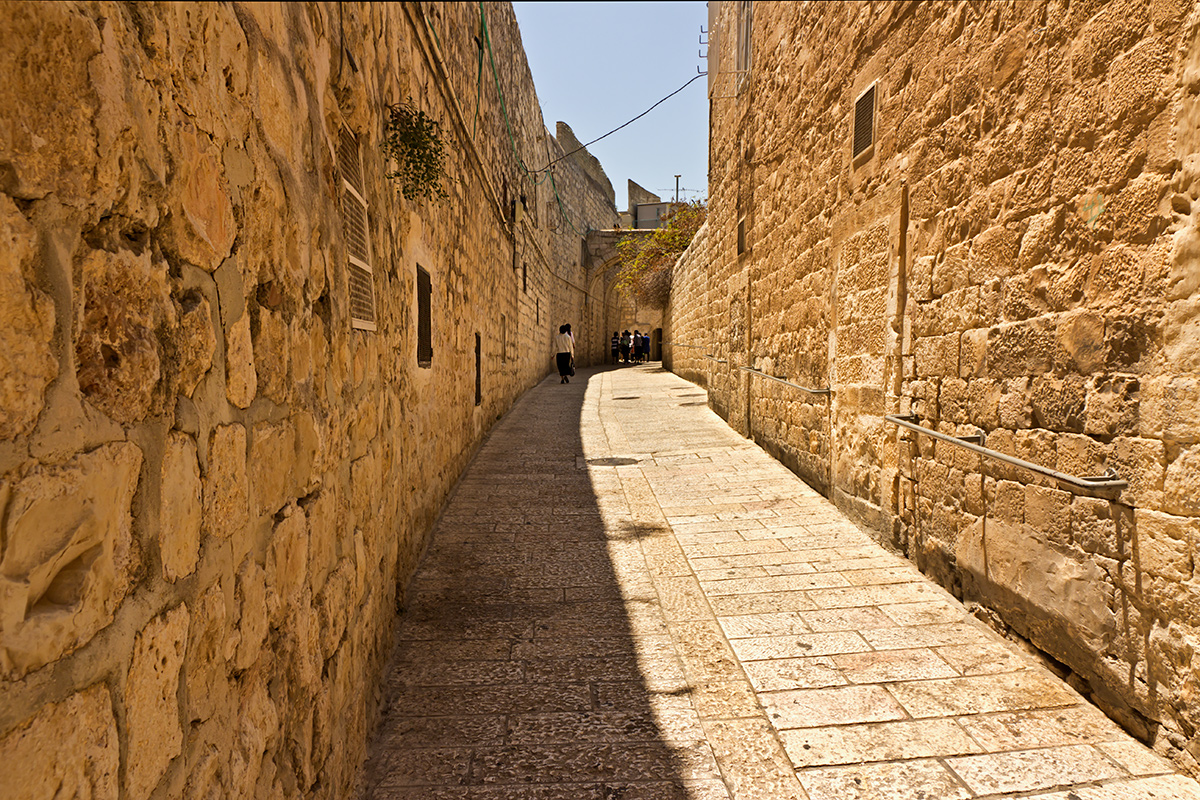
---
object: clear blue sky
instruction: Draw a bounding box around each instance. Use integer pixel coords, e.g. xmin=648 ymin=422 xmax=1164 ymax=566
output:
xmin=512 ymin=2 xmax=709 ymax=208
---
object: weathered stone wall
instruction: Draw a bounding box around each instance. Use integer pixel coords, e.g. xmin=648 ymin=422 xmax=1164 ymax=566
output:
xmin=542 ymin=122 xmax=621 ymax=367
xmin=669 ymin=0 xmax=1200 ymax=775
xmin=0 ymin=2 xmax=614 ymax=797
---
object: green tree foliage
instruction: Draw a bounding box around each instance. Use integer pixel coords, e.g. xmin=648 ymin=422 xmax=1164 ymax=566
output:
xmin=614 ymin=201 xmax=706 ymax=309
xmin=382 ymin=101 xmax=450 ymax=202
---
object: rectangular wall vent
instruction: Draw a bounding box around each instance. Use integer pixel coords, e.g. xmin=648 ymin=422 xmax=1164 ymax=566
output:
xmin=853 ymin=84 xmax=876 ymax=158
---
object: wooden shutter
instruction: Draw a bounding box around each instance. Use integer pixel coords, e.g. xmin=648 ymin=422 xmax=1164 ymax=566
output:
xmin=338 ymin=129 xmax=377 ymax=331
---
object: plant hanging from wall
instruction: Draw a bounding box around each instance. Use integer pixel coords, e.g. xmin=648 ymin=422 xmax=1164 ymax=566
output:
xmin=382 ymin=100 xmax=450 ymax=202
xmin=614 ymin=201 xmax=707 ymax=309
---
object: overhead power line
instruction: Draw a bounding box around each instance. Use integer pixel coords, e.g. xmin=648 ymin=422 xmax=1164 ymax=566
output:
xmin=537 ymin=73 xmax=706 ymax=172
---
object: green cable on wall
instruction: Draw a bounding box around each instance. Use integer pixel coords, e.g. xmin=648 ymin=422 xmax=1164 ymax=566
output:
xmin=479 ymin=2 xmax=580 ymax=234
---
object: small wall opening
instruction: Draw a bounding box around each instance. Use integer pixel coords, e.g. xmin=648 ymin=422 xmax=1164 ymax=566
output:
xmin=417 ymin=266 xmax=432 ymax=367
xmin=474 ymin=332 xmax=482 ymax=406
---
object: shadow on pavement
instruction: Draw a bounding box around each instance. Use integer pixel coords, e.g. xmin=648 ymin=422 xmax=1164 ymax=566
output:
xmin=360 ymin=368 xmax=709 ymax=799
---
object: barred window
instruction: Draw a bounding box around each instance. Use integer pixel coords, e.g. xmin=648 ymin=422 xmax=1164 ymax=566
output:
xmin=337 ymin=129 xmax=377 ymax=330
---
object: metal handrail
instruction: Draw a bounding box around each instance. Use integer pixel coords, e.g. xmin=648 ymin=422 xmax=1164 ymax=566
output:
xmin=738 ymin=366 xmax=831 ymax=396
xmin=885 ymin=414 xmax=1127 ymax=494
xmin=703 ymin=355 xmax=728 ymax=364
xmin=662 ymin=342 xmax=707 ymax=349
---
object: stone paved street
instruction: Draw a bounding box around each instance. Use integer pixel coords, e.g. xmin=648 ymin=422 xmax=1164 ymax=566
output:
xmin=361 ymin=365 xmax=1200 ymax=800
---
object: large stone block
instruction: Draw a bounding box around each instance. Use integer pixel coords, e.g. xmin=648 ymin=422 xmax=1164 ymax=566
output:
xmin=1166 ymin=222 xmax=1200 ymax=303
xmin=967 ymin=378 xmax=1001 ymax=429
xmin=967 ymin=225 xmax=1021 ymax=284
xmin=1163 ymin=295 xmax=1200 ymax=374
xmin=1031 ymin=375 xmax=1086 ymax=432
xmin=75 ymin=248 xmax=174 ymax=425
xmin=998 ymin=378 xmax=1033 ymax=429
xmin=0 ymin=3 xmax=102 ymax=204
xmin=932 ymin=241 xmax=968 ymax=297
xmin=160 ymin=432 xmax=202 ymax=582
xmin=1142 ymin=376 xmax=1200 ymax=444
xmin=1027 ymin=484 xmax=1073 ymax=549
xmin=249 ymin=419 xmax=295 ymax=518
xmin=160 ymin=124 xmax=236 ymax=272
xmin=1109 ymin=173 xmax=1168 ymax=243
xmin=253 ymin=307 xmax=291 ymax=404
xmin=203 ymin=423 xmax=247 ymax=540
xmin=987 ymin=318 xmax=1055 ymax=377
xmin=1017 ymin=208 xmax=1061 ymax=271
xmin=1088 ymin=245 xmax=1145 ymax=307
xmin=316 ymin=558 xmax=354 ymax=662
xmin=959 ymin=328 xmax=988 ymax=378
xmin=914 ymin=332 xmax=960 ymax=377
xmin=1072 ymin=497 xmax=1129 ymax=561
xmin=185 ymin=581 xmax=231 ymax=725
xmin=1104 ymin=38 xmax=1173 ymax=126
xmin=233 ymin=558 xmax=268 ymax=671
xmin=0 ymin=684 xmax=119 ymax=800
xmin=1084 ymin=375 xmax=1140 ymax=437
xmin=0 ymin=442 xmax=142 ymax=678
xmin=1112 ymin=436 xmax=1166 ymax=509
xmin=267 ymin=505 xmax=308 ymax=619
xmin=1164 ymin=445 xmax=1200 ymax=517
xmin=1055 ymin=309 xmax=1106 ymax=373
xmin=0 ymin=196 xmax=57 ymax=440
xmin=124 ymin=603 xmax=189 ymax=800
xmin=939 ymin=378 xmax=970 ymax=424
xmin=983 ymin=518 xmax=1118 ymax=651
xmin=1136 ymin=509 xmax=1196 ymax=584
xmin=229 ymin=674 xmax=278 ymax=797
xmin=224 ymin=314 xmax=257 ymax=409
xmin=171 ymin=293 xmax=216 ymax=398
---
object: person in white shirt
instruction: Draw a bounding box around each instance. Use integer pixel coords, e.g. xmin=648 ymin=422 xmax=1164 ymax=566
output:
xmin=555 ymin=323 xmax=575 ymax=384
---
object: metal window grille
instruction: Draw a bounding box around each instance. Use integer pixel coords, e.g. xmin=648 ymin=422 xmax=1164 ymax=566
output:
xmin=853 ymin=84 xmax=876 ymax=158
xmin=337 ymin=129 xmax=377 ymax=330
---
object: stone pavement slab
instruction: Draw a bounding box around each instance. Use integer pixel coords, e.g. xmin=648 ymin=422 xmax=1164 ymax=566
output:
xmin=360 ymin=366 xmax=1200 ymax=800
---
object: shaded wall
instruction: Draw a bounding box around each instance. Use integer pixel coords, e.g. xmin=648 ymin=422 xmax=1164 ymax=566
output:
xmin=0 ymin=2 xmax=614 ymax=797
xmin=668 ymin=0 xmax=1200 ymax=775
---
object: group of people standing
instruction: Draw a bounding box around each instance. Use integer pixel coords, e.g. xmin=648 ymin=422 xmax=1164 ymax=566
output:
xmin=611 ymin=330 xmax=651 ymax=364
xmin=554 ymin=325 xmax=656 ymax=386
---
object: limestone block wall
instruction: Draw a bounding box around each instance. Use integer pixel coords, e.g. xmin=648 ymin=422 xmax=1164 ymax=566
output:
xmin=0 ymin=3 xmax=614 ymax=798
xmin=669 ymin=0 xmax=1200 ymax=774
xmin=542 ymin=122 xmax=621 ymax=368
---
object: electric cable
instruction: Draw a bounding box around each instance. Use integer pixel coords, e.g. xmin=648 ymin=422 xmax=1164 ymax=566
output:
xmin=533 ymin=73 xmax=705 ymax=172
xmin=476 ymin=3 xmax=704 ymax=234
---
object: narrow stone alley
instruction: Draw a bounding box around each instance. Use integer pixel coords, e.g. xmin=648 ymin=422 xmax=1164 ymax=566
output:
xmin=360 ymin=365 xmax=1200 ymax=800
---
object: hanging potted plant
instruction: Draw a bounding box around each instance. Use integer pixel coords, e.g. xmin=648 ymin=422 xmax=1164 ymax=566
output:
xmin=382 ymin=100 xmax=450 ymax=202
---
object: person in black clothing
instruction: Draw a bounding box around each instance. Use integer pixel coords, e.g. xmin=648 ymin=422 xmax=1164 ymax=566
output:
xmin=611 ymin=331 xmax=620 ymax=363
xmin=555 ymin=324 xmax=575 ymax=383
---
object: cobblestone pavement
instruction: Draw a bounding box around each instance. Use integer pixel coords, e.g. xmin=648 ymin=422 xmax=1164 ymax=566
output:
xmin=361 ymin=365 xmax=1200 ymax=800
